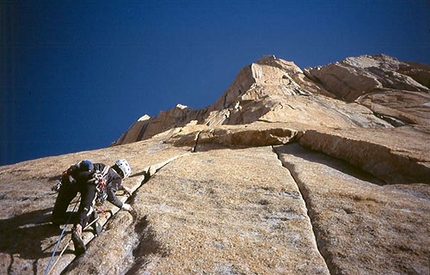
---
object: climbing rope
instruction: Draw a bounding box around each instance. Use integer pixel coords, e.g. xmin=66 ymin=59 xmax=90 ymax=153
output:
xmin=44 ymin=194 xmax=81 ymax=275
xmin=46 ymin=214 xmax=101 ymax=275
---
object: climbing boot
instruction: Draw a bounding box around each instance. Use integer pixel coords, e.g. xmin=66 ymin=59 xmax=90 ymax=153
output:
xmin=91 ymin=211 xmax=102 ymax=236
xmin=71 ymin=224 xmax=86 ymax=255
xmin=93 ymin=221 xmax=102 ymax=236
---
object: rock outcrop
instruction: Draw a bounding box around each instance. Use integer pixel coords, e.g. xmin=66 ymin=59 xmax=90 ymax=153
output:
xmin=114 ymin=54 xmax=430 ymax=146
xmin=1 ymin=54 xmax=429 ymax=275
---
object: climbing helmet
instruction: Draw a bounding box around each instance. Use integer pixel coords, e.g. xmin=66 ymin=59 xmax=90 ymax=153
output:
xmin=78 ymin=160 xmax=94 ymax=172
xmin=114 ymin=159 xmax=131 ymax=178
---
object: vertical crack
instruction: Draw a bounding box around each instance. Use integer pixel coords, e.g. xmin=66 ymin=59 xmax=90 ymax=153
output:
xmin=59 ymin=155 xmax=189 ymax=274
xmin=271 ymin=146 xmax=333 ymax=275
xmin=192 ymin=131 xmax=202 ymax=152
xmin=7 ymin=253 xmax=13 ymax=275
xmin=123 ymin=154 xmax=189 ymax=273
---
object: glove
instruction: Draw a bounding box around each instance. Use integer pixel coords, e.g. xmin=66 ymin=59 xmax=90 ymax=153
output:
xmin=122 ymin=203 xmax=133 ymax=211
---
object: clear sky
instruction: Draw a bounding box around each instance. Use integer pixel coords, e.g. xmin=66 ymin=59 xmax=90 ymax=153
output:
xmin=1 ymin=1 xmax=430 ymax=165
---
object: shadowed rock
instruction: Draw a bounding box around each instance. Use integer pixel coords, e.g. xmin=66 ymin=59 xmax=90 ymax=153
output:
xmin=1 ymin=54 xmax=429 ymax=274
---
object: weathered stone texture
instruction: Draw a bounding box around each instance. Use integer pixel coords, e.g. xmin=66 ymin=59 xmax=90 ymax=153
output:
xmin=275 ymin=143 xmax=430 ymax=275
xmin=123 ymin=147 xmax=329 ymax=274
xmin=1 ymin=54 xmax=429 ymax=274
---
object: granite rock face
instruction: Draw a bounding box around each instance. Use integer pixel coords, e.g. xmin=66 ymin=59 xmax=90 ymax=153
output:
xmin=1 ymin=54 xmax=429 ymax=274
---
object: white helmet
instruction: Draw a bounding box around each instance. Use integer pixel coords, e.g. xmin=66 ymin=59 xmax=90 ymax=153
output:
xmin=114 ymin=159 xmax=132 ymax=178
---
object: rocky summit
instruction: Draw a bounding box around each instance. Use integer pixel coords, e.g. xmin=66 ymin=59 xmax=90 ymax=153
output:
xmin=1 ymin=54 xmax=429 ymax=275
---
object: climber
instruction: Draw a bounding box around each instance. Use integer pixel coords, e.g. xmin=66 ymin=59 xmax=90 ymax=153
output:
xmin=51 ymin=159 xmax=133 ymax=255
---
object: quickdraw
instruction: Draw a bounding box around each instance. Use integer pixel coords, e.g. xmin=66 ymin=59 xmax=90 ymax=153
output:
xmin=93 ymin=173 xmax=108 ymax=204
xmin=92 ymin=165 xmax=110 ymax=204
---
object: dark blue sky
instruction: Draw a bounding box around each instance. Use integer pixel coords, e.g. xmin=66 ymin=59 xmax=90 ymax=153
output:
xmin=2 ymin=1 xmax=430 ymax=165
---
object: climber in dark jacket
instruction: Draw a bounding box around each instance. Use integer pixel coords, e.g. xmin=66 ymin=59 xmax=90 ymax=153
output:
xmin=52 ymin=159 xmax=133 ymax=254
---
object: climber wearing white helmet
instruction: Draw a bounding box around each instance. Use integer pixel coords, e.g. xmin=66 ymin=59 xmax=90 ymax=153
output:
xmin=51 ymin=159 xmax=133 ymax=255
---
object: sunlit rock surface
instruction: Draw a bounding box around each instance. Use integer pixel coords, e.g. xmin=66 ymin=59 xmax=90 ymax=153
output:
xmin=1 ymin=54 xmax=429 ymax=274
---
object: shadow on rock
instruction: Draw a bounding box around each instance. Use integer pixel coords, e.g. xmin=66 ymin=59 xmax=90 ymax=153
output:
xmin=275 ymin=143 xmax=385 ymax=185
xmin=125 ymin=215 xmax=168 ymax=275
xmin=0 ymin=208 xmax=63 ymax=260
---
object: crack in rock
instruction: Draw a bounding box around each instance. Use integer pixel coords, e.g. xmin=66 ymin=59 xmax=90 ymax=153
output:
xmin=271 ymin=145 xmax=332 ymax=275
xmin=55 ymin=154 xmax=189 ymax=275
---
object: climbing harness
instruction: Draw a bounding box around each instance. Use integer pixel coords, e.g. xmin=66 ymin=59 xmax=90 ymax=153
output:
xmin=45 ymin=165 xmax=109 ymax=275
xmin=44 ymin=162 xmax=136 ymax=274
xmin=90 ymin=165 xmax=110 ymax=205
